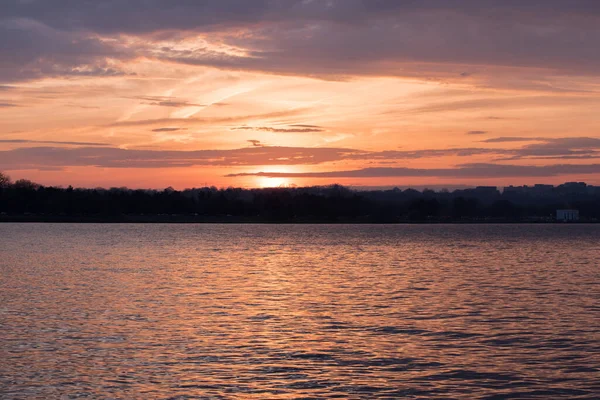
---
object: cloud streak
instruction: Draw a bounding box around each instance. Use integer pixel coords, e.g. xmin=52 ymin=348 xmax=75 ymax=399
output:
xmin=1 ymin=136 xmax=599 ymax=171
xmin=107 ymin=108 xmax=311 ymax=128
xmin=0 ymin=139 xmax=110 ymax=146
xmin=131 ymin=96 xmax=204 ymax=108
xmin=0 ymin=145 xmax=361 ymax=169
xmin=227 ymin=164 xmax=600 ymax=179
xmin=151 ymin=128 xmax=187 ymax=132
xmin=232 ymin=126 xmax=324 ymax=133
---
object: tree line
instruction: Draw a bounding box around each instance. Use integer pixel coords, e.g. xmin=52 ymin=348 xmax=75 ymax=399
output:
xmin=1 ymin=172 xmax=598 ymax=222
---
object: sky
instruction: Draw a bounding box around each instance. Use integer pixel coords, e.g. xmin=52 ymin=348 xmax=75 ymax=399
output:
xmin=1 ymin=0 xmax=600 ymax=189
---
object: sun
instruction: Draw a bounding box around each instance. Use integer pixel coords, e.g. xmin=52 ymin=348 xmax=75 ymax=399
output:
xmin=257 ymin=177 xmax=291 ymax=188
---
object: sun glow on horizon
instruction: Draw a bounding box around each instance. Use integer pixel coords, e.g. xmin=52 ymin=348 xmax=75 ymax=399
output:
xmin=254 ymin=166 xmax=299 ymax=188
xmin=256 ymin=176 xmax=292 ymax=188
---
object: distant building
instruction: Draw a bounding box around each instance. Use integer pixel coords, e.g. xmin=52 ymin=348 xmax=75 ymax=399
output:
xmin=475 ymin=186 xmax=498 ymax=192
xmin=556 ymin=209 xmax=579 ymax=222
xmin=557 ymin=182 xmax=587 ymax=194
xmin=533 ymin=184 xmax=554 ymax=193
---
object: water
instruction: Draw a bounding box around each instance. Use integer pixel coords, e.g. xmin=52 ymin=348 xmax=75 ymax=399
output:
xmin=1 ymin=224 xmax=599 ymax=399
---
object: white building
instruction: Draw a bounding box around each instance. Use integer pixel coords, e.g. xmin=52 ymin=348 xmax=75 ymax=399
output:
xmin=556 ymin=209 xmax=579 ymax=222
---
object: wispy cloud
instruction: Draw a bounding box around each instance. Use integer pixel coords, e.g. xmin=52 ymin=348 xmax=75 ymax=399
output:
xmin=492 ymin=137 xmax=600 ymax=161
xmin=64 ymin=103 xmax=101 ymax=109
xmin=232 ymin=125 xmax=324 ymax=133
xmin=288 ymin=124 xmax=322 ymax=129
xmin=130 ymin=96 xmax=204 ymax=108
xmin=151 ymin=127 xmax=187 ymax=133
xmin=482 ymin=137 xmax=545 ymax=143
xmin=0 ymin=139 xmax=110 ymax=146
xmin=107 ymin=108 xmax=312 ymax=128
xmin=227 ymin=164 xmax=600 ymax=179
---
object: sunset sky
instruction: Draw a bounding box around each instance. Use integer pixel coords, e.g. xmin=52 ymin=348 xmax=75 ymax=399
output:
xmin=1 ymin=0 xmax=600 ymax=189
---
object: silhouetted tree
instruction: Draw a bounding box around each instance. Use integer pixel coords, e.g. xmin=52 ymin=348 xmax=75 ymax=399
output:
xmin=452 ymin=197 xmax=479 ymax=219
xmin=0 ymin=172 xmax=11 ymax=188
xmin=0 ymin=178 xmax=599 ymax=221
xmin=13 ymin=179 xmax=41 ymax=190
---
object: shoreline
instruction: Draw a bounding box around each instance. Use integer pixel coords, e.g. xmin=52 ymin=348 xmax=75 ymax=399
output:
xmin=1 ymin=215 xmax=596 ymax=224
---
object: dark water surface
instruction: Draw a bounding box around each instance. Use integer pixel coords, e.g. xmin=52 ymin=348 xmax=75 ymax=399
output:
xmin=1 ymin=224 xmax=599 ymax=399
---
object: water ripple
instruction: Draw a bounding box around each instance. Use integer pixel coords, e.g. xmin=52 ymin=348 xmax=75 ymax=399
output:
xmin=1 ymin=223 xmax=599 ymax=399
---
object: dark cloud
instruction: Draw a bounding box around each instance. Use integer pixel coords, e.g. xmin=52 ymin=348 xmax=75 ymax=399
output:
xmin=482 ymin=137 xmax=542 ymax=143
xmin=151 ymin=127 xmax=187 ymax=132
xmin=347 ymin=148 xmax=501 ymax=160
xmin=2 ymin=136 xmax=599 ymax=171
xmin=151 ymin=3 xmax=600 ymax=79
xmin=0 ymin=102 xmax=19 ymax=108
xmin=227 ymin=163 xmax=600 ymax=179
xmin=232 ymin=125 xmax=324 ymax=133
xmin=289 ymin=124 xmax=322 ymax=128
xmin=247 ymin=140 xmax=264 ymax=147
xmin=483 ymin=137 xmax=600 ymax=147
xmin=367 ymin=139 xmax=600 ymax=161
xmin=0 ymin=139 xmax=110 ymax=146
xmin=529 ymin=137 xmax=600 ymax=148
xmin=0 ymin=18 xmax=129 ymax=83
xmin=498 ymin=137 xmax=600 ymax=160
xmin=0 ymin=1 xmax=277 ymax=34
xmin=467 ymin=130 xmax=487 ymax=135
xmin=478 ymin=137 xmax=600 ymax=160
xmin=2 ymin=1 xmax=600 ymax=83
xmin=3 ymin=1 xmax=600 ymax=33
xmin=509 ymin=155 xmax=600 ymax=161
xmin=0 ymin=145 xmax=362 ymax=170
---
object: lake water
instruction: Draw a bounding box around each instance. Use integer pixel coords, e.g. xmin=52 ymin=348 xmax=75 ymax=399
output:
xmin=1 ymin=224 xmax=599 ymax=399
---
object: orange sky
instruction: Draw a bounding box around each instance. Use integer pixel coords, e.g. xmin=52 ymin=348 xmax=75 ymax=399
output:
xmin=1 ymin=1 xmax=600 ymax=189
